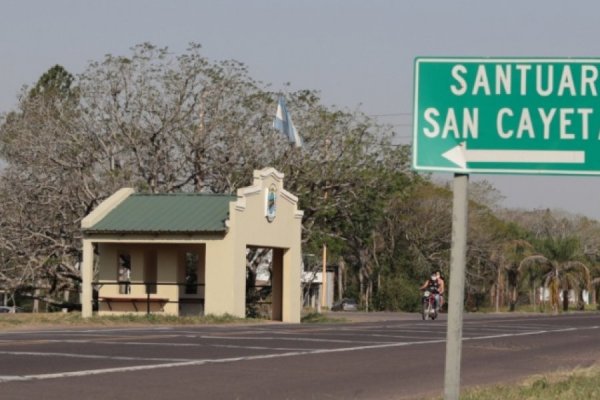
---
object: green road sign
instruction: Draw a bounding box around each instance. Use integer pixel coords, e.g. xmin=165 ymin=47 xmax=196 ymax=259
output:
xmin=413 ymin=57 xmax=600 ymax=175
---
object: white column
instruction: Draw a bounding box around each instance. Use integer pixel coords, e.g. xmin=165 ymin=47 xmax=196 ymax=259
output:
xmin=81 ymin=239 xmax=94 ymax=318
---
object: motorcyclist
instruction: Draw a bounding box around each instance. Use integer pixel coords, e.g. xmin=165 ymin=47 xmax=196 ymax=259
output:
xmin=420 ymin=273 xmax=441 ymax=311
xmin=435 ymin=270 xmax=445 ymax=309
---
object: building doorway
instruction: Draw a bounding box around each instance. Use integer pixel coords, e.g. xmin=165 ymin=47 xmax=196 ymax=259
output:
xmin=246 ymin=247 xmax=284 ymax=321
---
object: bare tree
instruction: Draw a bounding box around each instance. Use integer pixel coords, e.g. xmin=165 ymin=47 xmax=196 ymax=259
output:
xmin=0 ymin=44 xmax=413 ymax=311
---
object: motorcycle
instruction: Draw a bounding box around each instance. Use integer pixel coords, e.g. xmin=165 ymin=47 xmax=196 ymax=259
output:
xmin=421 ymin=290 xmax=438 ymax=320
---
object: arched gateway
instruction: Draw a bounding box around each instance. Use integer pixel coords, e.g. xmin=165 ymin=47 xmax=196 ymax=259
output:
xmin=80 ymin=168 xmax=303 ymax=323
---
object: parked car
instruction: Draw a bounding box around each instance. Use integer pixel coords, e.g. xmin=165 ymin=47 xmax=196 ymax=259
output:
xmin=0 ymin=306 xmax=22 ymax=313
xmin=331 ymin=298 xmax=358 ymax=311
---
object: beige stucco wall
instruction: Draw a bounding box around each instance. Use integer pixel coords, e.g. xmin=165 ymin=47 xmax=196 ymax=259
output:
xmin=226 ymin=168 xmax=303 ymax=323
xmin=95 ymin=243 xmax=205 ymax=315
xmin=204 ymin=235 xmax=238 ymax=316
xmin=96 ymin=244 xmax=170 ymax=315
xmin=156 ymin=247 xmax=178 ymax=314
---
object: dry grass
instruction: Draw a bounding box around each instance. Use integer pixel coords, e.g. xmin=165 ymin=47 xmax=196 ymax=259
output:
xmin=0 ymin=312 xmax=261 ymax=330
xmin=455 ymin=365 xmax=600 ymax=400
xmin=300 ymin=312 xmax=348 ymax=323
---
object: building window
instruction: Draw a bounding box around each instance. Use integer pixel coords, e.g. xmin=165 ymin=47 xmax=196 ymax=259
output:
xmin=118 ymin=253 xmax=131 ymax=294
xmin=185 ymin=252 xmax=199 ymax=295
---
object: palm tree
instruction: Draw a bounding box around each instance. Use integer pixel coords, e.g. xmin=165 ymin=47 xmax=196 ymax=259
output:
xmin=519 ymin=257 xmax=547 ymax=309
xmin=519 ymin=237 xmax=590 ymax=314
xmin=490 ymin=240 xmax=533 ymax=312
xmin=590 ymin=276 xmax=600 ymax=307
xmin=586 ymin=262 xmax=600 ymax=306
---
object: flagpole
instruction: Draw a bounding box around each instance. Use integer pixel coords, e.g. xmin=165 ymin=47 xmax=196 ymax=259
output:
xmin=273 ymin=94 xmax=309 ymax=310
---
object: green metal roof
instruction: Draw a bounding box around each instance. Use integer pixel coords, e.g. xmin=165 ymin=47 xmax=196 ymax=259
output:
xmin=86 ymin=193 xmax=236 ymax=234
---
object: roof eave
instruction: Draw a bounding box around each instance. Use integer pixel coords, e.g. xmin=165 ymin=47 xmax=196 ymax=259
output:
xmin=83 ymin=229 xmax=228 ymax=235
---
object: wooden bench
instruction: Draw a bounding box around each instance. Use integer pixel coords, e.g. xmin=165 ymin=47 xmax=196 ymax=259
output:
xmin=99 ymin=297 xmax=169 ymax=312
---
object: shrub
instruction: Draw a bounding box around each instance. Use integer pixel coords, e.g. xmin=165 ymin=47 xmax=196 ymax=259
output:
xmin=374 ymin=275 xmax=421 ymax=312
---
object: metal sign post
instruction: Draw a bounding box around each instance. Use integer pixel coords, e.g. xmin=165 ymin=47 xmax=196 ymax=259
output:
xmin=443 ymin=173 xmax=469 ymax=400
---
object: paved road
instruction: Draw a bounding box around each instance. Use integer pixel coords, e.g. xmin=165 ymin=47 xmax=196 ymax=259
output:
xmin=0 ymin=312 xmax=599 ymax=399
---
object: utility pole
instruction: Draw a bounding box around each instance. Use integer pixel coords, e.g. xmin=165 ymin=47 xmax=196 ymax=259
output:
xmin=321 ymin=138 xmax=331 ymax=310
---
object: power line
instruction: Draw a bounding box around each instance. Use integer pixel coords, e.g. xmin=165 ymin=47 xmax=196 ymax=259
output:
xmin=370 ymin=112 xmax=413 ymax=117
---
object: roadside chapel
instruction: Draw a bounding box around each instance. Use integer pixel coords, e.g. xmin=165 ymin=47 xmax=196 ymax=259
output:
xmin=80 ymin=168 xmax=303 ymax=323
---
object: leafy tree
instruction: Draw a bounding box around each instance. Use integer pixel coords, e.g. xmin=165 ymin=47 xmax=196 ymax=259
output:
xmin=28 ymin=65 xmax=76 ymax=101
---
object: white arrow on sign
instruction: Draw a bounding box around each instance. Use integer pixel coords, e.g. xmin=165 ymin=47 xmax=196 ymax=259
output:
xmin=442 ymin=142 xmax=586 ymax=169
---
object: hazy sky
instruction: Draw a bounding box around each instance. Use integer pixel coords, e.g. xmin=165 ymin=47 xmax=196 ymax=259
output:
xmin=2 ymin=1 xmax=600 ymax=219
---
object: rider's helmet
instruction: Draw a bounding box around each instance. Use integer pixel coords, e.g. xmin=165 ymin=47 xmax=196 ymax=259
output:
xmin=430 ymin=273 xmax=437 ymax=281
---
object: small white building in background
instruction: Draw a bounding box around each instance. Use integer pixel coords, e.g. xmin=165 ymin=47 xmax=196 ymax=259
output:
xmin=538 ymin=288 xmax=590 ymax=305
xmin=302 ymin=270 xmax=335 ymax=309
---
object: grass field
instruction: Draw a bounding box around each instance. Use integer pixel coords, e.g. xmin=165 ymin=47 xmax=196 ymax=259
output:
xmin=428 ymin=366 xmax=600 ymax=400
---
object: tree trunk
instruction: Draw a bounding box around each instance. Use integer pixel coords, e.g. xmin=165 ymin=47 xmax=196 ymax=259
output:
xmin=365 ymin=282 xmax=369 ymax=313
xmin=550 ymin=283 xmax=559 ymax=314
xmin=495 ymin=268 xmax=501 ymax=312
xmin=577 ymin=290 xmax=585 ymax=310
xmin=33 ymin=288 xmax=40 ymax=313
xmin=367 ymin=280 xmax=373 ymax=312
xmin=562 ymin=289 xmax=569 ymax=312
xmin=509 ymin=286 xmax=517 ymax=312
xmin=358 ymin=273 xmax=364 ymax=309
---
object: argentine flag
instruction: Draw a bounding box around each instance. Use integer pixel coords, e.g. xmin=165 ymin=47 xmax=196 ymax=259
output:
xmin=273 ymin=96 xmax=303 ymax=147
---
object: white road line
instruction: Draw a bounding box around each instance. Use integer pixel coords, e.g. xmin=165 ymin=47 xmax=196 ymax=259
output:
xmin=363 ymin=333 xmax=444 ymax=340
xmin=465 ymin=326 xmax=544 ymax=331
xmin=210 ymin=344 xmax=322 ymax=351
xmin=0 ymin=327 xmax=174 ymax=336
xmin=0 ymin=350 xmax=190 ymax=362
xmin=464 ymin=315 xmax=600 ymax=325
xmin=464 ymin=326 xmax=585 ymax=341
xmin=79 ymin=341 xmax=322 ymax=352
xmin=91 ymin=341 xmax=201 ymax=347
xmin=198 ymin=335 xmax=390 ymax=344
